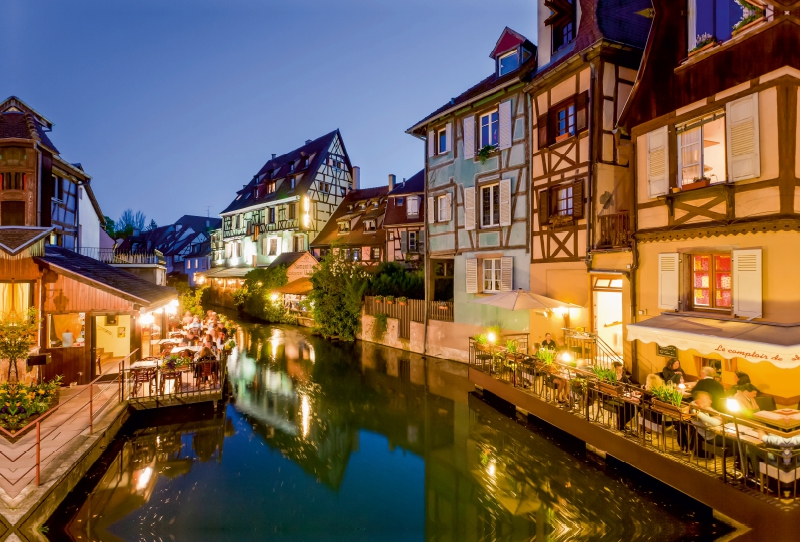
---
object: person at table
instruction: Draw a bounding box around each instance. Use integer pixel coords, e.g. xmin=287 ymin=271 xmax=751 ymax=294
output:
xmin=188 ymin=316 xmax=202 ymax=331
xmin=692 ymin=366 xmax=725 ymax=410
xmin=641 ymin=374 xmax=670 ymax=433
xmin=194 ymin=346 xmax=216 ymax=379
xmin=689 ymin=391 xmax=724 ymax=457
xmin=541 ymin=333 xmax=557 ymax=350
xmin=662 ymin=358 xmax=685 ymax=385
xmin=730 ymin=383 xmax=760 ymax=416
xmin=612 ymin=362 xmax=632 ymax=385
xmin=182 ymin=311 xmax=194 ymax=327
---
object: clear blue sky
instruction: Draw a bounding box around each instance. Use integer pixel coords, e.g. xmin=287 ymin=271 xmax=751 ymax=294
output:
xmin=1 ymin=0 xmax=536 ymax=226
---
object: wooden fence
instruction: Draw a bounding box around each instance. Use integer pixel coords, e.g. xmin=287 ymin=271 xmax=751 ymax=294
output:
xmin=363 ymin=296 xmax=426 ymax=339
xmin=428 ymin=300 xmax=454 ymax=322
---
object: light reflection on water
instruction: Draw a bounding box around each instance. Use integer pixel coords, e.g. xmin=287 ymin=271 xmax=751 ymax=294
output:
xmin=49 ymin=323 xmax=729 ymax=541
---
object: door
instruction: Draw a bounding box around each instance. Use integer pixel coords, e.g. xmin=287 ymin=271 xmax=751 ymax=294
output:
xmin=594 ymin=290 xmax=623 ymax=355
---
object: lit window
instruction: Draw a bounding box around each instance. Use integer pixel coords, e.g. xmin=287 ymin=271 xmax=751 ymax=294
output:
xmin=268 ymin=182 xmax=276 ymax=193
xmin=268 ymin=238 xmax=278 ymax=256
xmin=338 ymin=221 xmax=350 ymax=233
xmin=409 ymin=231 xmax=418 ymax=252
xmin=479 ymin=111 xmax=500 ymax=148
xmin=364 ymin=219 xmax=376 ymax=232
xmin=498 ymin=50 xmax=520 ymax=76
xmin=692 ymin=254 xmax=732 ymax=309
xmin=677 ymin=112 xmax=726 ymax=188
xmin=483 ymin=259 xmax=501 ymax=292
xmin=481 ymin=184 xmax=500 ymax=227
xmin=371 ymin=247 xmax=381 ymax=259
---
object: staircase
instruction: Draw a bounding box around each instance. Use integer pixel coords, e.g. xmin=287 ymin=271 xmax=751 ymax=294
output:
xmin=563 ymin=328 xmax=624 ymax=368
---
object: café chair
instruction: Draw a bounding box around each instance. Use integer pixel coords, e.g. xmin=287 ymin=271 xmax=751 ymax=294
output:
xmin=160 ymin=370 xmax=182 ymax=395
xmin=131 ymin=368 xmax=157 ymax=398
xmin=755 ymin=396 xmax=777 ymax=412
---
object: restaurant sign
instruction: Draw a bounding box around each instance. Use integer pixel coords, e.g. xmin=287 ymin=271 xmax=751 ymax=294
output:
xmin=656 ymin=345 xmax=678 ymax=358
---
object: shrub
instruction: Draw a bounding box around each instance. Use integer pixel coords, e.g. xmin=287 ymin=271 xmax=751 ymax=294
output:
xmin=366 ymin=262 xmax=424 ymax=299
xmin=373 ymin=313 xmax=388 ymax=341
xmin=0 ymin=376 xmax=62 ymax=431
xmin=308 ymin=246 xmax=368 ymax=341
xmin=233 ymin=266 xmax=294 ymax=324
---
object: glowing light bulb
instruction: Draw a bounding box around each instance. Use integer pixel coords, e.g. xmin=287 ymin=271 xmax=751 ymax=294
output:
xmin=726 ymin=398 xmax=741 ymax=413
xmin=487 ymin=332 xmax=497 ymax=344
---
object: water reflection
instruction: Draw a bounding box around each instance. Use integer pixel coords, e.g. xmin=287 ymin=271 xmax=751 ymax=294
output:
xmin=51 ymin=323 xmax=728 ymax=541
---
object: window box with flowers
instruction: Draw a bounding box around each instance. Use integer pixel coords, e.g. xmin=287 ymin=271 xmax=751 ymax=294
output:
xmin=397 ymin=296 xmax=408 ymax=306
xmin=386 ymin=295 xmax=395 ymax=305
xmin=681 ymin=176 xmax=711 ymax=191
xmin=731 ymin=0 xmax=765 ymax=36
xmin=688 ymin=33 xmax=716 ymax=56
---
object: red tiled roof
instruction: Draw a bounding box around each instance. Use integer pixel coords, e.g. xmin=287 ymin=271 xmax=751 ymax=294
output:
xmin=310 ymin=186 xmax=388 ymax=248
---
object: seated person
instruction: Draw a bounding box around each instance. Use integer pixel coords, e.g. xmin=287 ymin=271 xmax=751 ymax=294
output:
xmin=662 ymin=358 xmax=685 ymax=385
xmin=730 ymin=383 xmax=760 ymax=416
xmin=689 ymin=391 xmax=725 ymax=457
xmin=612 ymin=362 xmax=632 ymax=385
xmin=189 ymin=316 xmax=202 ymax=330
xmin=692 ymin=366 xmax=725 ymax=410
xmin=541 ymin=333 xmax=557 ymax=350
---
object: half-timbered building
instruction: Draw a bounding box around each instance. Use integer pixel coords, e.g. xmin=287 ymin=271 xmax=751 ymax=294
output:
xmin=527 ymin=0 xmax=650 ymax=354
xmin=621 ymin=0 xmax=800 ymax=403
xmin=383 ymin=171 xmax=425 ymax=266
xmin=407 ymin=27 xmax=535 ymax=356
xmin=310 ymin=185 xmax=388 ymax=267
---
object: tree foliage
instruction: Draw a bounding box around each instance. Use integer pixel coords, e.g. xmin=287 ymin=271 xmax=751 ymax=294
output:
xmin=144 ymin=219 xmax=158 ymax=231
xmin=115 ymin=209 xmax=147 ymax=238
xmin=175 ymin=282 xmax=209 ymax=317
xmin=0 ymin=309 xmax=40 ymax=381
xmin=308 ymin=247 xmax=368 ymax=341
xmin=366 ymin=262 xmax=425 ymax=299
xmin=233 ymin=267 xmax=293 ymax=324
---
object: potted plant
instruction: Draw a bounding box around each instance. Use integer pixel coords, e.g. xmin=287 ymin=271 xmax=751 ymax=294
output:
xmin=437 ymin=300 xmax=449 ymax=309
xmin=731 ymin=1 xmax=765 ymax=36
xmin=651 ymin=384 xmax=689 ymax=417
xmin=536 ymin=348 xmax=556 ymax=371
xmin=591 ymin=365 xmax=621 ymax=396
xmin=385 ymin=295 xmax=395 ymax=305
xmin=477 ymin=144 xmax=498 ymax=164
xmin=375 ymin=295 xmax=384 ymax=304
xmin=688 ymin=32 xmax=716 ymax=57
xmin=682 ymin=176 xmax=711 ymax=191
xmin=397 ymin=296 xmax=408 ymax=306
xmin=224 ymin=339 xmax=236 ymax=352
xmin=474 ymin=333 xmax=490 ymax=352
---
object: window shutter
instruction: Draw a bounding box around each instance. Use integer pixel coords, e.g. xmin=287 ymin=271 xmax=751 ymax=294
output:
xmin=445 ymin=192 xmax=452 ymax=221
xmin=575 ymin=91 xmax=589 ymax=132
xmin=400 ymin=231 xmax=407 ymax=253
xmin=418 ymin=229 xmax=425 ymax=247
xmin=466 ymin=258 xmax=478 ymax=294
xmin=499 ymin=178 xmax=512 ymax=226
xmin=538 ymin=189 xmax=550 ymax=226
xmin=657 ymin=253 xmax=680 ymax=310
xmin=499 ymin=100 xmax=512 ymax=149
xmin=572 ymin=179 xmax=585 ymax=220
xmin=733 ymin=249 xmax=762 ymax=318
xmin=726 ymin=93 xmax=760 ymax=181
xmin=464 ymin=185 xmax=475 ymax=230
xmin=500 ymin=256 xmax=513 ymax=291
xmin=537 ymin=113 xmax=548 ymax=150
xmin=428 ymin=130 xmax=435 ymax=157
xmin=428 ymin=196 xmax=435 ymax=224
xmin=445 ymin=122 xmax=452 ymax=152
xmin=463 ymin=116 xmax=475 ymax=160
xmin=646 ymin=126 xmax=669 ymax=198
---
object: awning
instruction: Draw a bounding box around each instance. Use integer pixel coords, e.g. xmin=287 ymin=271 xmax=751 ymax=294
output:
xmin=626 ymin=314 xmax=800 ymax=369
xmin=203 ymin=267 xmax=252 ymax=278
xmin=274 ymin=278 xmax=312 ymax=295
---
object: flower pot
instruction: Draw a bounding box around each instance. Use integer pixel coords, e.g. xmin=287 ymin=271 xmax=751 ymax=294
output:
xmin=598 ymin=382 xmax=622 ymax=397
xmin=732 ymin=16 xmax=765 ymax=36
xmin=387 ymin=301 xmax=393 ymax=305
xmin=688 ymin=40 xmax=716 ymax=57
xmin=681 ymin=179 xmax=710 ymax=191
xmin=398 ymin=301 xmax=407 ymax=306
xmin=652 ymin=398 xmax=690 ymax=418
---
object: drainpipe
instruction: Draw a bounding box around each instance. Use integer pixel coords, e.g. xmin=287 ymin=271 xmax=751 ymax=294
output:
xmin=422 ymin=129 xmax=430 ymax=357
xmin=584 ymin=54 xmax=596 ymax=269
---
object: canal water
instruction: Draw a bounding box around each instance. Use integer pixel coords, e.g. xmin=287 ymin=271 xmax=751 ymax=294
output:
xmin=48 ymin=323 xmax=731 ymax=541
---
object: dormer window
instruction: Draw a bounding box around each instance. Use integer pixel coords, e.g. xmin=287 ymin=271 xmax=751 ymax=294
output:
xmin=548 ymin=0 xmax=576 ymax=52
xmin=268 ymin=182 xmax=276 ymax=194
xmin=290 ymin=176 xmax=296 ymax=189
xmin=498 ymin=50 xmax=520 ymax=76
xmin=338 ymin=221 xmax=350 ymax=233
xmin=289 ymin=162 xmax=295 ymax=173
xmin=364 ymin=219 xmax=376 ymax=232
xmin=303 ymin=157 xmax=309 ymax=168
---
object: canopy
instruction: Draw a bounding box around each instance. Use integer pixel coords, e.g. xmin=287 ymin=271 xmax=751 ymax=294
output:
xmin=274 ymin=278 xmax=313 ymax=295
xmin=626 ymin=314 xmax=800 ymax=369
xmin=470 ymin=288 xmax=583 ymax=311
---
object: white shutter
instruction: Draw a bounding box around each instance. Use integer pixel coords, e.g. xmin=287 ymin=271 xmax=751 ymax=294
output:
xmin=428 ymin=130 xmax=435 ymax=157
xmin=445 ymin=192 xmax=452 ymax=221
xmin=500 ymin=256 xmax=513 ymax=291
xmin=646 ymin=126 xmax=669 ymax=198
xmin=445 ymin=122 xmax=452 ymax=152
xmin=726 ymin=93 xmax=760 ymax=181
xmin=464 ymin=185 xmax=475 ymax=230
xmin=733 ymin=249 xmax=762 ymax=318
xmin=499 ymin=179 xmax=511 ymax=226
xmin=400 ymin=231 xmax=407 ymax=253
xmin=466 ymin=258 xmax=478 ymax=294
xmin=499 ymin=100 xmax=512 ymax=149
xmin=657 ymin=253 xmax=680 ymax=310
xmin=428 ymin=196 xmax=435 ymax=223
xmin=463 ymin=116 xmax=475 ymax=160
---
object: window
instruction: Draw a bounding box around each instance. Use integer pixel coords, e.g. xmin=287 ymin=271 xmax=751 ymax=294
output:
xmin=352 ymin=248 xmax=361 ymax=261
xmin=1 ymin=172 xmax=25 ymax=190
xmin=303 ymin=157 xmax=309 ymax=168
xmin=498 ymin=50 xmax=520 ymax=76
xmin=554 ymin=185 xmax=573 ymax=216
xmin=320 ymin=182 xmax=329 ymax=193
xmin=187 ymin=260 xmax=191 ymax=270
xmin=437 ymin=194 xmax=448 ymax=222
xmin=267 ymin=182 xmax=276 ymax=194
xmin=268 ymin=208 xmax=276 ymax=223
xmin=555 ymin=102 xmax=576 ymax=140
xmin=481 ymin=184 xmax=500 ymax=227
xmin=483 ymin=259 xmax=501 ymax=292
xmin=268 ymin=238 xmax=278 ymax=256
xmin=371 ymin=247 xmax=381 ymax=260
xmin=289 ymin=162 xmax=295 ymax=173
xmin=691 ymin=253 xmax=732 ymax=310
xmin=409 ymin=231 xmax=418 ymax=252
xmin=289 ymin=203 xmax=296 ymax=220
xmin=677 ymin=112 xmax=726 ymax=187
xmin=551 ymin=0 xmax=575 ymax=52
xmin=278 ymin=207 xmax=286 ymax=221
xmin=479 ymin=110 xmax=500 ymax=148
xmin=407 ymin=196 xmax=419 ymax=216
xmin=1 ymin=201 xmax=25 ymax=226
xmin=293 ymin=235 xmax=305 ymax=251
xmin=0 ymin=282 xmax=30 ymax=314
xmin=338 ymin=220 xmax=350 ymax=233
xmin=48 ymin=313 xmax=86 ymax=348
xmin=236 ymin=241 xmax=242 ymax=257
xmin=290 ymin=176 xmax=296 ymax=189
xmin=389 ymin=231 xmax=394 ymax=240
xmin=437 ymin=128 xmax=447 ymax=154
xmin=364 ymin=219 xmax=376 ymax=232
xmin=397 ymin=197 xmax=404 ymax=206
xmin=688 ymin=0 xmax=756 ymax=51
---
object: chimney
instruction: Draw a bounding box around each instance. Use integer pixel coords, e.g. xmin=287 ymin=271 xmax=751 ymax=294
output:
xmin=271 ymin=153 xmax=276 ymax=159
xmin=352 ymin=166 xmax=360 ymax=190
xmin=305 ymin=139 xmax=312 ymax=144
xmin=388 ymin=174 xmax=396 ymax=192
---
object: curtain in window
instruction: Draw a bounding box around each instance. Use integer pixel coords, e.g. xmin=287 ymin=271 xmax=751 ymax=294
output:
xmin=0 ymin=283 xmax=30 ymax=315
xmin=680 ymin=127 xmax=702 ymax=184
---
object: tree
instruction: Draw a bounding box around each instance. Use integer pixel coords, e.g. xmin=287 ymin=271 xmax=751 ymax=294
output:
xmin=116 ymin=209 xmax=147 ymax=238
xmin=103 ymin=216 xmax=116 ymax=236
xmin=0 ymin=308 xmax=40 ymax=382
xmin=308 ymin=246 xmax=368 ymax=341
xmin=232 ymin=267 xmax=292 ymax=323
xmin=366 ymin=262 xmax=424 ymax=299
xmin=144 ymin=219 xmax=158 ymax=231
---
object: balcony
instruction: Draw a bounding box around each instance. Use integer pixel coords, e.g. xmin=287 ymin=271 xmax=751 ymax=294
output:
xmin=75 ymin=247 xmax=165 ymax=266
xmin=595 ymin=212 xmax=631 ymax=249
xmin=265 ymin=218 xmax=299 ymax=232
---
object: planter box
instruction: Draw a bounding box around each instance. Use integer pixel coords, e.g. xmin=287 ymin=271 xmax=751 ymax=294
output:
xmin=652 ymin=398 xmax=690 ymax=418
xmin=598 ymin=382 xmax=622 ymax=397
xmin=688 ymin=40 xmax=716 ymax=57
xmin=681 ymin=179 xmax=710 ymax=191
xmin=732 ymin=16 xmax=765 ymax=37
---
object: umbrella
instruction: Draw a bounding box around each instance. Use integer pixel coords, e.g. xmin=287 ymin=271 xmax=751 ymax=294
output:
xmin=470 ymin=288 xmax=583 ymax=311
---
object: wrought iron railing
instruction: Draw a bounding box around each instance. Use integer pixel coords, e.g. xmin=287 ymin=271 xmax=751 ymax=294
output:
xmin=265 ymin=218 xmax=300 ymax=232
xmin=596 ymin=211 xmax=631 ymax=249
xmin=76 ymin=247 xmax=165 ymax=265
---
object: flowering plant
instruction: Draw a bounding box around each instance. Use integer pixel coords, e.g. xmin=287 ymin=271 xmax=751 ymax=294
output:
xmin=0 ymin=375 xmax=62 ymax=431
xmin=733 ymin=0 xmax=764 ymax=32
xmin=0 ymin=308 xmax=40 ymax=381
xmin=160 ymin=354 xmax=185 ymax=371
xmin=690 ymin=33 xmax=715 ymax=52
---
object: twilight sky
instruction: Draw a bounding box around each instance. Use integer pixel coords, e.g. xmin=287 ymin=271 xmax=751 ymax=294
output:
xmin=0 ymin=0 xmax=536 ymax=226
